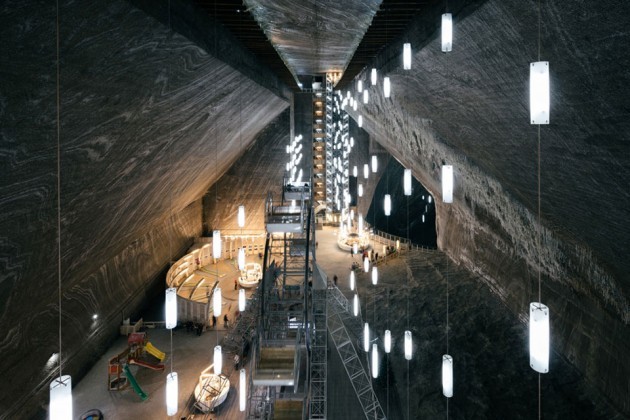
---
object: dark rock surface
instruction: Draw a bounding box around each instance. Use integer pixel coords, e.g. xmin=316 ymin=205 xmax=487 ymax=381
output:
xmin=0 ymin=0 xmax=287 ymax=417
xmin=347 ymin=0 xmax=630 ymax=414
xmin=353 ymin=251 xmax=624 ymax=419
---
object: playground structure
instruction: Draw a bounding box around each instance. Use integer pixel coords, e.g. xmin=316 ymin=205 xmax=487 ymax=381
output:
xmin=238 ymin=262 xmax=263 ymax=288
xmin=108 ymin=332 xmax=166 ymax=400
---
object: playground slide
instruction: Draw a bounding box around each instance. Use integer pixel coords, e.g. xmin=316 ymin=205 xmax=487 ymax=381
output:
xmin=145 ymin=341 xmax=165 ymax=361
xmin=129 ymin=358 xmax=165 ymax=371
xmin=122 ymin=365 xmax=148 ymax=401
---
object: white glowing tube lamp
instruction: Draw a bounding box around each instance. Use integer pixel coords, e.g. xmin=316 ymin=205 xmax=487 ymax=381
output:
xmin=384 ymin=330 xmax=392 ymax=354
xmin=442 ymin=165 xmax=453 ymax=203
xmin=237 ymin=205 xmax=245 ymax=228
xmin=358 ymin=214 xmax=363 ymax=232
xmin=363 ymin=164 xmax=369 ymax=179
xmin=358 ymin=184 xmax=364 ymax=197
xmin=363 ymin=323 xmax=370 ymax=352
xmin=50 ymin=375 xmax=72 ymax=420
xmin=404 ymin=330 xmax=412 ymax=360
xmin=383 ymin=76 xmax=391 ymax=98
xmin=350 ymin=270 xmax=355 ymax=291
xmin=384 ymin=194 xmax=392 ymax=216
xmin=442 ymin=354 xmax=453 ymax=398
xmin=214 ymin=345 xmax=222 ymax=375
xmin=364 ymin=257 xmax=370 ymax=273
xmin=529 ymin=302 xmax=550 ymax=373
xmin=442 ymin=13 xmax=453 ymax=52
xmin=353 ymin=99 xmax=358 ymax=111
xmin=238 ymin=247 xmax=245 ymax=271
xmin=371 ymin=68 xmax=377 ymax=85
xmin=372 ymin=344 xmax=379 ymax=378
xmin=353 ymin=165 xmax=358 ymax=177
xmin=371 ymin=266 xmax=378 ymax=285
xmin=530 ymin=61 xmax=550 ymax=124
xmin=239 ymin=369 xmax=247 ymax=411
xmin=358 ymin=115 xmax=363 ymax=127
xmin=371 ymin=155 xmax=377 ymax=173
xmin=213 ymin=287 xmax=222 ymax=317
xmin=358 ymin=80 xmax=363 ymax=93
xmin=166 ymin=372 xmax=178 ymax=416
xmin=350 ymin=136 xmax=355 ymax=147
xmin=404 ymin=169 xmax=412 ymax=196
xmin=403 ymin=43 xmax=412 ymax=70
xmin=239 ymin=288 xmax=246 ymax=312
xmin=353 ymin=243 xmax=358 ymax=255
xmin=213 ymin=230 xmax=221 ymax=259
xmin=165 ymin=287 xmax=177 ymax=329
xmin=353 ymin=294 xmax=359 ymax=316
xmin=363 ymin=90 xmax=369 ymax=104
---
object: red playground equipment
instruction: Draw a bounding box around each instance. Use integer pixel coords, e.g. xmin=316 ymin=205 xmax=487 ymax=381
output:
xmin=107 ymin=332 xmax=166 ymax=399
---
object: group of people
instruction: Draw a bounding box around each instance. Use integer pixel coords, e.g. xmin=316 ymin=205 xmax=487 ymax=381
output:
xmin=211 ymin=314 xmax=230 ymax=329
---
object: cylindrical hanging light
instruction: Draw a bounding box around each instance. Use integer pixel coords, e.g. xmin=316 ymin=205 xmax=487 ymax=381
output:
xmin=363 ymin=323 xmax=370 ymax=352
xmin=371 ymin=343 xmax=379 ymax=378
xmin=353 ymin=165 xmax=358 ymax=177
xmin=384 ymin=194 xmax=392 ymax=216
xmin=50 ymin=375 xmax=72 ymax=420
xmin=213 ymin=230 xmax=221 ymax=259
xmin=383 ymin=77 xmax=391 ymax=98
xmin=239 ymin=369 xmax=247 ymax=411
xmin=349 ymin=270 xmax=356 ymax=291
xmin=371 ymin=266 xmax=378 ymax=285
xmin=213 ymin=287 xmax=222 ymax=317
xmin=441 ymin=13 xmax=453 ymax=52
xmin=363 ymin=90 xmax=369 ymax=104
xmin=165 ymin=287 xmax=177 ymax=330
xmin=353 ymin=99 xmax=358 ymax=111
xmin=371 ymin=68 xmax=377 ymax=85
xmin=238 ymin=247 xmax=245 ymax=271
xmin=529 ymin=302 xmax=550 ymax=373
xmin=239 ymin=288 xmax=246 ymax=312
xmin=442 ymin=354 xmax=453 ymax=398
xmin=353 ymin=243 xmax=358 ymax=255
xmin=384 ymin=330 xmax=392 ymax=354
xmin=358 ymin=184 xmax=364 ymax=197
xmin=442 ymin=165 xmax=453 ymax=203
xmin=364 ymin=257 xmax=370 ymax=273
xmin=214 ymin=345 xmax=222 ymax=375
xmin=363 ymin=164 xmax=369 ymax=179
xmin=166 ymin=372 xmax=178 ymax=416
xmin=404 ymin=330 xmax=412 ymax=360
xmin=371 ymin=155 xmax=378 ymax=172
xmin=358 ymin=79 xmax=363 ymax=93
xmin=404 ymin=169 xmax=412 ymax=196
xmin=358 ymin=115 xmax=363 ymax=127
xmin=237 ymin=205 xmax=245 ymax=228
xmin=353 ymin=294 xmax=359 ymax=316
xmin=530 ymin=61 xmax=550 ymax=124
xmin=358 ymin=214 xmax=363 ymax=232
xmin=403 ymin=43 xmax=412 ymax=70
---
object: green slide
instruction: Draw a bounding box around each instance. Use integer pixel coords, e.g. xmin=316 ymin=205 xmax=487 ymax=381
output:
xmin=123 ymin=364 xmax=148 ymax=401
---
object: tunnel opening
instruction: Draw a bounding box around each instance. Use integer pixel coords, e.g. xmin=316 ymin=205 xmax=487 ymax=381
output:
xmin=366 ymin=158 xmax=437 ymax=248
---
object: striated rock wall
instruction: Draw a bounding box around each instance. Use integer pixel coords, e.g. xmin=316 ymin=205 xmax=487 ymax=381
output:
xmin=0 ymin=0 xmax=287 ymax=417
xmin=347 ymin=0 xmax=630 ymax=414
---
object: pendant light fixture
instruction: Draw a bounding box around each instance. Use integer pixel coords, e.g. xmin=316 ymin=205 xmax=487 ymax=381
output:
xmin=404 ymin=330 xmax=412 ymax=360
xmin=239 ymin=288 xmax=246 ymax=312
xmin=358 ymin=213 xmax=363 ymax=232
xmin=404 ymin=169 xmax=412 ymax=196
xmin=530 ymin=62 xmax=550 ymax=124
xmin=403 ymin=43 xmax=412 ymax=70
xmin=358 ymin=184 xmax=364 ymax=197
xmin=358 ymin=115 xmax=363 ymax=127
xmin=364 ymin=256 xmax=370 ymax=273
xmin=353 ymin=243 xmax=358 ymax=255
xmin=372 ymin=344 xmax=379 ymax=378
xmin=383 ymin=77 xmax=391 ymax=98
xmin=353 ymin=165 xmax=358 ymax=177
xmin=363 ymin=323 xmax=370 ymax=352
xmin=442 ymin=13 xmax=453 ymax=52
xmin=213 ymin=288 xmax=222 ymax=317
xmin=237 ymin=205 xmax=245 ymax=228
xmin=213 ymin=345 xmax=222 ymax=375
xmin=530 ymin=302 xmax=549 ymax=372
xmin=363 ymin=164 xmax=369 ymax=179
xmin=371 ymin=155 xmax=378 ymax=172
xmin=442 ymin=355 xmax=453 ymax=397
xmin=166 ymin=372 xmax=178 ymax=416
xmin=165 ymin=288 xmax=177 ymax=329
xmin=49 ymin=1 xmax=73 ymax=417
xmin=384 ymin=330 xmax=392 ymax=354
xmin=384 ymin=194 xmax=392 ymax=216
xmin=238 ymin=247 xmax=245 ymax=270
xmin=353 ymin=294 xmax=359 ymax=316
xmin=372 ymin=266 xmax=378 ymax=285
xmin=363 ymin=89 xmax=369 ymax=104
xmin=350 ymin=270 xmax=356 ymax=291
xmin=239 ymin=369 xmax=247 ymax=411
xmin=358 ymin=79 xmax=363 ymax=93
xmin=442 ymin=165 xmax=453 ymax=203
xmin=213 ymin=230 xmax=221 ymax=259
xmin=371 ymin=68 xmax=377 ymax=85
